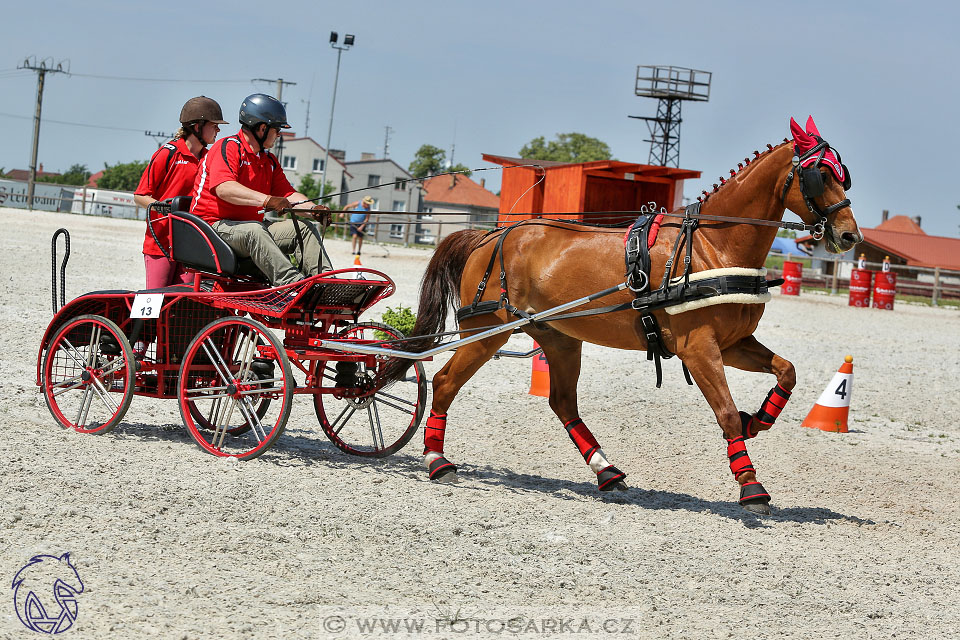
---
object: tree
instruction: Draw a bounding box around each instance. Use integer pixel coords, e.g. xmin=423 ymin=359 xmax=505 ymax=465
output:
xmin=97 ymin=160 xmax=148 ymax=191
xmin=38 ymin=163 xmax=90 ymax=186
xmin=297 ymin=174 xmax=339 ymax=208
xmin=518 ymin=133 xmax=613 ymax=163
xmin=408 ymin=144 xmax=471 ymax=178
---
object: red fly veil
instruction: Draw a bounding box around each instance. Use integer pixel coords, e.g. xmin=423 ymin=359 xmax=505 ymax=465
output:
xmin=790 ymin=116 xmax=847 ymax=184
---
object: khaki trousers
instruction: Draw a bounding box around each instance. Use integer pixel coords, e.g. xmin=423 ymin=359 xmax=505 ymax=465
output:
xmin=213 ymin=218 xmax=332 ymax=286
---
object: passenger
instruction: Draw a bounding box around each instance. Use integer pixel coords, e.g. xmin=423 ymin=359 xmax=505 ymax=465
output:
xmin=190 ymin=93 xmax=331 ymax=286
xmin=343 ymin=195 xmax=373 ymax=257
xmin=134 ymin=96 xmax=227 ymax=289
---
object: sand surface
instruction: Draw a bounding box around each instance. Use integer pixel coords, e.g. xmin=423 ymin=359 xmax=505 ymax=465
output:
xmin=2 ymin=208 xmax=959 ymax=639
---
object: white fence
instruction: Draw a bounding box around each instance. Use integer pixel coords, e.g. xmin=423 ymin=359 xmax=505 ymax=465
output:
xmin=0 ymin=178 xmax=142 ymax=220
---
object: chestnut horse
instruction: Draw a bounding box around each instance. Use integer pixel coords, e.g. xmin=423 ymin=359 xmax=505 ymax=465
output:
xmin=388 ymin=117 xmax=862 ymax=513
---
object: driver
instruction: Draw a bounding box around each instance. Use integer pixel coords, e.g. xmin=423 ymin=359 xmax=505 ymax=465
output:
xmin=190 ymin=93 xmax=331 ymax=286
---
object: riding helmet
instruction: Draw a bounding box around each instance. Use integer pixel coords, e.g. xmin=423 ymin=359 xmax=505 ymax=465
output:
xmin=238 ymin=93 xmax=291 ymax=129
xmin=179 ymin=96 xmax=228 ymax=125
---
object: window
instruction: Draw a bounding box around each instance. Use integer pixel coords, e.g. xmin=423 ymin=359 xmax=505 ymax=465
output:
xmin=367 ymin=174 xmax=380 ymax=187
xmin=395 ymin=178 xmax=406 ymax=191
xmin=417 ymin=212 xmax=433 ymax=221
xmin=392 ymin=200 xmax=406 ymax=212
xmin=282 ymin=155 xmax=297 ymax=170
xmin=312 ymin=158 xmax=324 ymax=172
xmin=389 ymin=224 xmax=403 ymax=239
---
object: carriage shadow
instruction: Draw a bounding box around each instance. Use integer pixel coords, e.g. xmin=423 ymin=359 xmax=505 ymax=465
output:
xmin=112 ymin=423 xmax=872 ymax=528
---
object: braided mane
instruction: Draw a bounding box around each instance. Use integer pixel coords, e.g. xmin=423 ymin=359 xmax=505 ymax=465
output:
xmin=697 ymin=139 xmax=791 ymax=204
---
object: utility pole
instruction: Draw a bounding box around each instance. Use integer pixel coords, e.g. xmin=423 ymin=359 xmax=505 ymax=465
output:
xmin=383 ymin=125 xmax=393 ymax=159
xmin=145 ymin=131 xmax=175 ymax=148
xmin=252 ymin=77 xmax=297 ymax=164
xmin=18 ymin=56 xmax=68 ymax=208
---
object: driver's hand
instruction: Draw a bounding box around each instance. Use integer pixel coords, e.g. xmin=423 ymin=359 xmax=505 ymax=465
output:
xmin=310 ymin=204 xmax=331 ymax=226
xmin=262 ymin=195 xmax=293 ymax=212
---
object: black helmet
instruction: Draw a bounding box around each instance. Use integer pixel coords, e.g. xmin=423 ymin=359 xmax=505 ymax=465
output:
xmin=239 ymin=93 xmax=291 ymax=130
xmin=180 ymin=96 xmax=228 ymax=125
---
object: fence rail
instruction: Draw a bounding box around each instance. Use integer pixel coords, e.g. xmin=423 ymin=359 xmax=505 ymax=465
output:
xmin=769 ymin=255 xmax=960 ymax=306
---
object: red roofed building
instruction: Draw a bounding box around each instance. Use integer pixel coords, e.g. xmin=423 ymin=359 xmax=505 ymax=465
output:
xmin=405 ymin=174 xmax=499 ymax=245
xmin=800 ymin=212 xmax=960 ymax=273
xmin=5 ymin=164 xmax=60 ymax=182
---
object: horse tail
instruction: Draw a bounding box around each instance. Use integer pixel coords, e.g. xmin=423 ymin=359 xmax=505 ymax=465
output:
xmin=380 ymin=229 xmax=488 ymax=385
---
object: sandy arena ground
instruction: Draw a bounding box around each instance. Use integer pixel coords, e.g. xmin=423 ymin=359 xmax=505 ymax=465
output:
xmin=2 ymin=207 xmax=960 ymax=639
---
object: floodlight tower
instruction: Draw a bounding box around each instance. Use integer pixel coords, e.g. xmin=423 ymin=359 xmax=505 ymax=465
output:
xmin=629 ymin=65 xmax=711 ymax=167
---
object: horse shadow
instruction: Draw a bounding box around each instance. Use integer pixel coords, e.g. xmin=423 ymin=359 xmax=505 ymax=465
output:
xmin=109 ymin=423 xmax=872 ymax=528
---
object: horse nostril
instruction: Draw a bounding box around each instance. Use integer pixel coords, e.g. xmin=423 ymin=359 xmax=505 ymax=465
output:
xmin=841 ymin=231 xmax=861 ymax=245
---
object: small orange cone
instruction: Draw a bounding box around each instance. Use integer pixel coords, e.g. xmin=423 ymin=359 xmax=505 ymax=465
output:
xmin=353 ymin=254 xmax=362 ymax=266
xmin=802 ymin=355 xmax=854 ymax=433
xmin=528 ymin=341 xmax=550 ymax=397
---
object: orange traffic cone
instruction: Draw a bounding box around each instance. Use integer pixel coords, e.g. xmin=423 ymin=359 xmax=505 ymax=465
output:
xmin=528 ymin=341 xmax=550 ymax=397
xmin=353 ymin=254 xmax=362 ymax=266
xmin=801 ymin=355 xmax=854 ymax=433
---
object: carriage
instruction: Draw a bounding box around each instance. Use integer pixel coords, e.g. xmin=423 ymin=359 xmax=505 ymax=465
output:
xmin=36 ymin=197 xmax=427 ymax=460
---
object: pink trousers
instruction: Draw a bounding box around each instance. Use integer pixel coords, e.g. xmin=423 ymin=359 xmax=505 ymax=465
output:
xmin=144 ymin=254 xmax=193 ymax=290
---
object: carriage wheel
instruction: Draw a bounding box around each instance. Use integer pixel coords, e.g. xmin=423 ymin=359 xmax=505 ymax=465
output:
xmin=186 ymin=367 xmax=271 ymax=437
xmin=178 ymin=316 xmax=293 ymax=460
xmin=313 ymin=322 xmax=427 ymax=457
xmin=42 ymin=314 xmax=135 ymax=434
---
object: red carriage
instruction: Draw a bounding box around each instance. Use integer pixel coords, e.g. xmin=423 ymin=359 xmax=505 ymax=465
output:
xmin=36 ymin=198 xmax=427 ymax=460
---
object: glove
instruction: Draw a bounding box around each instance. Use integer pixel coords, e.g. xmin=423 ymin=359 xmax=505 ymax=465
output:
xmin=310 ymin=204 xmax=331 ymax=226
xmin=262 ymin=195 xmax=292 ymax=212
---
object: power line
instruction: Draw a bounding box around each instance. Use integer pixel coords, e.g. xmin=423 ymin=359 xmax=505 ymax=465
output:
xmin=68 ymin=72 xmax=249 ymax=83
xmin=0 ymin=111 xmax=146 ymax=133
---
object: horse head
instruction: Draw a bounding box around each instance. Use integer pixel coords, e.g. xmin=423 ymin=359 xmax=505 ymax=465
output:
xmin=783 ymin=116 xmax=863 ymax=253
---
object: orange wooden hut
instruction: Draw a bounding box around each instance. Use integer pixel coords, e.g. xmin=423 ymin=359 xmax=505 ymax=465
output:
xmin=481 ymin=154 xmax=701 ymax=226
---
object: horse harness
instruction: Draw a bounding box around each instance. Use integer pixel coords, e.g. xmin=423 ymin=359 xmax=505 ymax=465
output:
xmin=780 ymin=135 xmax=851 ymax=240
xmin=456 ymin=203 xmax=782 ymax=389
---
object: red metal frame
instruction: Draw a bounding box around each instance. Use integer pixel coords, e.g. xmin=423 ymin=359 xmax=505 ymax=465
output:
xmin=36 ymin=268 xmax=398 ymax=400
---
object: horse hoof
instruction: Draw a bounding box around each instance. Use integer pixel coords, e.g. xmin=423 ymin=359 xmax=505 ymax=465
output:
xmin=597 ymin=466 xmax=627 ymax=491
xmin=434 ymin=471 xmax=460 ymax=483
xmin=604 ymin=480 xmax=629 ymax=492
xmin=741 ymin=501 xmax=771 ymax=516
xmin=427 ymin=455 xmax=458 ymax=482
xmin=739 ymin=481 xmax=771 ymax=515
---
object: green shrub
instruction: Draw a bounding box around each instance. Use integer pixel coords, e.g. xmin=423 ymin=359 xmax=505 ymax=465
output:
xmin=375 ymin=305 xmax=417 ymax=340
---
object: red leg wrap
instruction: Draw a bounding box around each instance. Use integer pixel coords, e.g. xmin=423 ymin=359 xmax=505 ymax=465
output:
xmin=564 ymin=418 xmax=600 ymax=464
xmin=726 ymin=436 xmax=756 ymax=479
xmin=423 ymin=411 xmax=447 ymax=454
xmin=755 ymin=384 xmax=792 ymax=428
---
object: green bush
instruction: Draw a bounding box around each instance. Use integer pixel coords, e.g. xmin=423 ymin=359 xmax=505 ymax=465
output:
xmin=375 ymin=305 xmax=417 ymax=340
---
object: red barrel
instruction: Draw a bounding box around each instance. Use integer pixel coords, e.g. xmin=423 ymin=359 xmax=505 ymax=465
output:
xmin=848 ymin=268 xmax=873 ymax=307
xmin=872 ymin=271 xmax=896 ymax=310
xmin=782 ymin=261 xmax=802 ymax=296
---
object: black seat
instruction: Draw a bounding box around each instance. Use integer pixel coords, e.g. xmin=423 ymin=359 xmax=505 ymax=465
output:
xmin=169 ymin=197 xmax=239 ymax=275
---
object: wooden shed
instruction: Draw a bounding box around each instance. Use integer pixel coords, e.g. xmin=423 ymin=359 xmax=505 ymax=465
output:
xmin=481 ymin=154 xmax=701 ymax=226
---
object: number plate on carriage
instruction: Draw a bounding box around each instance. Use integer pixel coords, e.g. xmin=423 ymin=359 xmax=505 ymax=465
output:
xmin=131 ymin=293 xmax=165 ymax=318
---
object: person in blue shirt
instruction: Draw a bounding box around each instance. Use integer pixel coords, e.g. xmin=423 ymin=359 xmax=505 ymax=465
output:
xmin=344 ymin=195 xmax=373 ymax=256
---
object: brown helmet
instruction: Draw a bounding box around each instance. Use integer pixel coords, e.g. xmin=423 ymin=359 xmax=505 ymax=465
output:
xmin=179 ymin=96 xmax=228 ymax=125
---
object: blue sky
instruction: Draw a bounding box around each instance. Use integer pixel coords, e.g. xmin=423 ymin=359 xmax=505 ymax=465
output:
xmin=2 ymin=1 xmax=958 ymax=236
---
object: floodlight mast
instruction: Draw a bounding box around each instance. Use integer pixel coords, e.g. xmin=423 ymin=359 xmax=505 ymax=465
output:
xmin=319 ymin=31 xmax=355 ymax=204
xmin=629 ymin=65 xmax=712 ymax=167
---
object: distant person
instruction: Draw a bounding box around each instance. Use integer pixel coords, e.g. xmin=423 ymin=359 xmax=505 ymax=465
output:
xmin=190 ymin=93 xmax=331 ymax=286
xmin=134 ymin=96 xmax=227 ymax=289
xmin=344 ymin=195 xmax=373 ymax=257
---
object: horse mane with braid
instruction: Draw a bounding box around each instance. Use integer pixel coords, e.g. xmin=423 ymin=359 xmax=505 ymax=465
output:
xmin=379 ymin=228 xmax=490 ymax=385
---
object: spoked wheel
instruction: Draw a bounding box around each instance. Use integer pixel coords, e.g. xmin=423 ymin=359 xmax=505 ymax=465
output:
xmin=42 ymin=314 xmax=135 ymax=434
xmin=178 ymin=316 xmax=293 ymax=460
xmin=313 ymin=322 xmax=427 ymax=457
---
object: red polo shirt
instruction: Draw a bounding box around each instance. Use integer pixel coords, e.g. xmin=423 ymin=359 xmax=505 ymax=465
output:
xmin=190 ymin=133 xmax=295 ymax=224
xmin=135 ymin=137 xmax=204 ymax=256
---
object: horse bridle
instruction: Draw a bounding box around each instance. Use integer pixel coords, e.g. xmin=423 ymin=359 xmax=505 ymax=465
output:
xmin=780 ymin=136 xmax=852 ymax=240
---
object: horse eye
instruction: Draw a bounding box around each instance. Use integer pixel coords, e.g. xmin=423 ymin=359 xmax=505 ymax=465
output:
xmin=821 ymin=172 xmax=830 ymax=182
